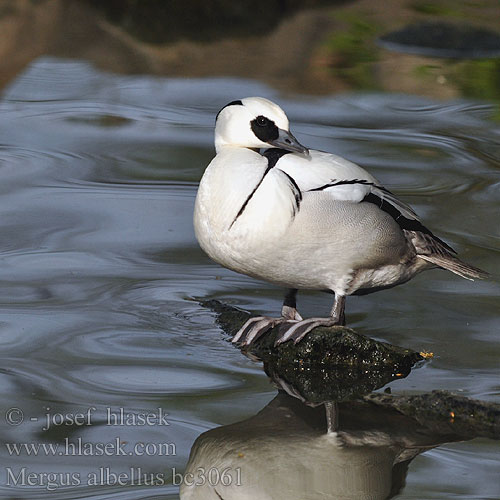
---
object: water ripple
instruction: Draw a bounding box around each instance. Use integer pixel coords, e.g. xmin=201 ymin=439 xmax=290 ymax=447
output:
xmin=0 ymin=57 xmax=497 ymax=500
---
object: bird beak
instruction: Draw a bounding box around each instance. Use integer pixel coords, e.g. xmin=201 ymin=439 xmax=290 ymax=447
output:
xmin=268 ymin=129 xmax=309 ymax=156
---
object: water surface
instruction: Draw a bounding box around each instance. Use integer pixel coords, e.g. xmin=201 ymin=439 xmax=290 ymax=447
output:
xmin=0 ymin=57 xmax=498 ymax=499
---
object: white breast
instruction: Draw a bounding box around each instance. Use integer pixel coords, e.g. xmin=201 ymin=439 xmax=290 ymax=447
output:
xmin=194 ymin=148 xmax=300 ymax=275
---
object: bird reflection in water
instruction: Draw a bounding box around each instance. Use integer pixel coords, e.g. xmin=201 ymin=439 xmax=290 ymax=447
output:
xmin=180 ymin=355 xmax=497 ymax=500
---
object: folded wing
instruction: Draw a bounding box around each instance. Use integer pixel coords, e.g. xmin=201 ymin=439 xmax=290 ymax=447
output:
xmin=273 ymin=149 xmax=488 ymax=280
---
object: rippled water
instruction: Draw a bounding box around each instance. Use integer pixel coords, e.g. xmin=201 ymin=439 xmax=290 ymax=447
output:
xmin=0 ymin=57 xmax=498 ymax=499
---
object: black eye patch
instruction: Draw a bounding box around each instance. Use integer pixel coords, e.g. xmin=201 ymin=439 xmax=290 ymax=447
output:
xmin=250 ymin=115 xmax=279 ymax=142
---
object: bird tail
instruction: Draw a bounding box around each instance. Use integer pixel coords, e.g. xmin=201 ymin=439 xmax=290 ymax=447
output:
xmin=418 ymin=254 xmax=489 ymax=281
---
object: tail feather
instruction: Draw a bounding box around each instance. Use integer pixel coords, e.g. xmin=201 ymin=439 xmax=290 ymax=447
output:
xmin=404 ymin=229 xmax=489 ymax=281
xmin=418 ymin=254 xmax=489 ymax=281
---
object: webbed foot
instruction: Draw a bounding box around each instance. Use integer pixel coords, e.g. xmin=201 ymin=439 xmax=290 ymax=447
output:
xmin=231 ymin=298 xmax=303 ymax=347
xmin=232 ymin=316 xmax=284 ymax=346
xmin=275 ymin=317 xmax=342 ymax=346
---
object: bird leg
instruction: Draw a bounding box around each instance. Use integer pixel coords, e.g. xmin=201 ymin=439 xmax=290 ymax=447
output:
xmin=275 ymin=294 xmax=346 ymax=346
xmin=325 ymin=401 xmax=339 ymax=434
xmin=231 ymin=289 xmax=302 ymax=346
xmin=281 ymin=288 xmax=303 ymax=321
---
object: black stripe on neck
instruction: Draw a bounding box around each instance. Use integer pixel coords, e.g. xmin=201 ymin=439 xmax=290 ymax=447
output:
xmin=262 ymin=148 xmax=291 ymax=168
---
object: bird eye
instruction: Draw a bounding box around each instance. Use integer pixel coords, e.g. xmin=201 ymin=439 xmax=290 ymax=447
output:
xmin=256 ymin=116 xmax=269 ymax=127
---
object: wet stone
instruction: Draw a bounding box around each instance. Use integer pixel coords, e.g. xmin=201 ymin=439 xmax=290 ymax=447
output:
xmin=379 ymin=21 xmax=500 ymax=59
xmin=202 ymin=299 xmax=424 ymax=403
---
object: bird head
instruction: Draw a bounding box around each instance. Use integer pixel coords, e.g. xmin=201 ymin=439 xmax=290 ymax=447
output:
xmin=214 ymin=97 xmax=309 ymax=156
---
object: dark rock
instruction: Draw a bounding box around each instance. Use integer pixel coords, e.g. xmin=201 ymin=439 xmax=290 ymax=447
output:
xmin=366 ymin=390 xmax=500 ymax=440
xmin=201 ymin=300 xmax=500 ymax=438
xmin=379 ymin=21 xmax=500 ymax=59
xmin=79 ymin=0 xmax=351 ymax=44
xmin=202 ymin=299 xmax=424 ymax=403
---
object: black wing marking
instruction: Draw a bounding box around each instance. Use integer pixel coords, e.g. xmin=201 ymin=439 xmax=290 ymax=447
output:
xmin=308 ymin=178 xmax=393 ymax=194
xmin=309 ymin=179 xmax=419 ymax=219
xmin=306 ymin=176 xmax=455 ymax=254
xmin=363 ymin=192 xmax=456 ymax=254
xmin=281 ymin=171 xmax=302 ymax=217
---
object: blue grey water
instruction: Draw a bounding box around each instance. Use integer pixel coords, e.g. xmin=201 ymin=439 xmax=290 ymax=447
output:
xmin=0 ymin=57 xmax=498 ymax=499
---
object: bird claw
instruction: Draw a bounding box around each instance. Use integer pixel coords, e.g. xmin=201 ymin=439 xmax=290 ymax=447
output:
xmin=232 ymin=313 xmax=339 ymax=347
xmin=274 ymin=317 xmax=340 ymax=346
xmin=232 ymin=316 xmax=281 ymax=346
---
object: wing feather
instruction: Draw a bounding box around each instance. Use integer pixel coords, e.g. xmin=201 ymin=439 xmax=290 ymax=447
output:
xmin=266 ymin=148 xmax=487 ymax=280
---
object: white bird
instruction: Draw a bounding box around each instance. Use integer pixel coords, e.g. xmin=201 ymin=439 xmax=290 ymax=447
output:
xmin=194 ymin=97 xmax=488 ymax=346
